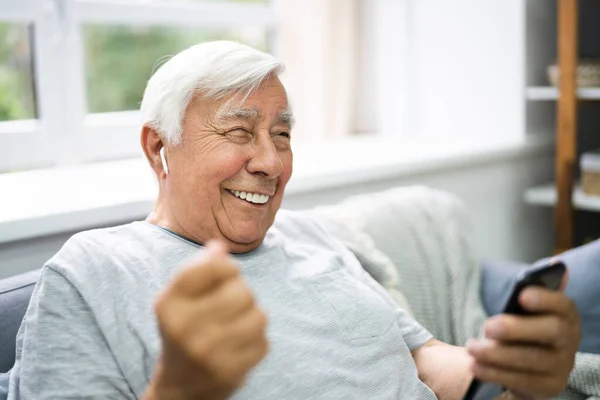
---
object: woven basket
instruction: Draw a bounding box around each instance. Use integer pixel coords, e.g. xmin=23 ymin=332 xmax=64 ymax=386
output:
xmin=547 ymin=59 xmax=600 ymax=87
xmin=581 ymin=150 xmax=600 ymax=196
xmin=582 ymin=172 xmax=600 ymax=196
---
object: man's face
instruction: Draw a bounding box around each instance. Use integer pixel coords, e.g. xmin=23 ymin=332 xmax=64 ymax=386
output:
xmin=164 ymin=77 xmax=293 ymax=253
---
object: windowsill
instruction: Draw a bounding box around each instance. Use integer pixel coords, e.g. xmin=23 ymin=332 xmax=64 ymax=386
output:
xmin=0 ymin=134 xmax=554 ymax=244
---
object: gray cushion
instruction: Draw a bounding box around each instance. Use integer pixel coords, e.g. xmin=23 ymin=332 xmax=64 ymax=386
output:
xmin=0 ymin=269 xmax=40 ymax=373
xmin=481 ymin=239 xmax=600 ymax=354
xmin=0 ymin=371 xmax=8 ymax=400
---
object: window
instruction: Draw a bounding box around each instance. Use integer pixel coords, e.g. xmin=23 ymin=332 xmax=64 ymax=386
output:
xmin=84 ymin=25 xmax=269 ymax=113
xmin=0 ymin=0 xmax=276 ymax=171
xmin=0 ymin=0 xmax=407 ymax=172
xmin=0 ymin=23 xmax=36 ymax=121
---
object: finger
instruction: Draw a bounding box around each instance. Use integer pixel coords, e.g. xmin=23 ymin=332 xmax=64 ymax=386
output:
xmin=211 ymin=335 xmax=269 ymax=386
xmin=227 ymin=338 xmax=269 ymax=374
xmin=484 ymin=314 xmax=569 ymax=348
xmin=199 ymin=277 xmax=256 ymax=323
xmin=204 ymin=239 xmax=230 ymax=258
xmin=184 ymin=307 xmax=267 ymax=364
xmin=471 ymin=361 xmax=563 ymax=397
xmin=466 ymin=339 xmax=557 ymax=374
xmin=222 ymin=307 xmax=269 ymax=350
xmin=198 ymin=239 xmax=232 ymax=266
xmin=222 ymin=316 xmax=270 ymax=382
xmin=518 ymin=286 xmax=577 ymax=318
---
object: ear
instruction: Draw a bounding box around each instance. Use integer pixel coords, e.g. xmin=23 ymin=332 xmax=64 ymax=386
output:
xmin=141 ymin=125 xmax=166 ymax=177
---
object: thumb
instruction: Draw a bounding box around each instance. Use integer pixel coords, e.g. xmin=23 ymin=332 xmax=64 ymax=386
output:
xmin=172 ymin=239 xmax=237 ymax=295
xmin=204 ymin=239 xmax=229 ymax=259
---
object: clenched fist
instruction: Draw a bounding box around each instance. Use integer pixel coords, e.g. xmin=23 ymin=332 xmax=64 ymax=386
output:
xmin=144 ymin=240 xmax=269 ymax=400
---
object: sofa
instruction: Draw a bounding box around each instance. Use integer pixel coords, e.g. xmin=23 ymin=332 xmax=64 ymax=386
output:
xmin=0 ymin=270 xmax=40 ymax=399
xmin=1 ymin=186 xmax=598 ymax=399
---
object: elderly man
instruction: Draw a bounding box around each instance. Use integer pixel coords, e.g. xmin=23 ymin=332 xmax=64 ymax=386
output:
xmin=8 ymin=41 xmax=580 ymax=400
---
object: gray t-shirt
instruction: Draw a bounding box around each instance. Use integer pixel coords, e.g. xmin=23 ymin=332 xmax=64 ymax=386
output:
xmin=8 ymin=210 xmax=436 ymax=399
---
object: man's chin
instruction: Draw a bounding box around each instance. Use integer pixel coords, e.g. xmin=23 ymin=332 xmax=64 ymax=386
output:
xmin=216 ymin=215 xmax=274 ymax=252
xmin=226 ymin=238 xmax=264 ymax=254
xmin=221 ymin=230 xmax=266 ymax=253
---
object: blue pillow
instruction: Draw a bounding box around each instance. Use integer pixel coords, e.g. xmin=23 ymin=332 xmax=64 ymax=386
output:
xmin=481 ymin=239 xmax=600 ymax=354
xmin=0 ymin=370 xmax=8 ymax=400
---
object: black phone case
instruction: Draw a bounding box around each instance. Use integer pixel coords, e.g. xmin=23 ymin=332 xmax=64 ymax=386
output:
xmin=503 ymin=263 xmax=565 ymax=315
xmin=463 ymin=262 xmax=566 ymax=400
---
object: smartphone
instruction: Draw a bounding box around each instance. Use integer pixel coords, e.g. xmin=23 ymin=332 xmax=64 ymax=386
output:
xmin=462 ymin=261 xmax=567 ymax=400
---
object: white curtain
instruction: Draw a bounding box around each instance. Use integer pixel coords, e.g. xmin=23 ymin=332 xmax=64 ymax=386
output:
xmin=275 ymin=0 xmax=360 ymax=140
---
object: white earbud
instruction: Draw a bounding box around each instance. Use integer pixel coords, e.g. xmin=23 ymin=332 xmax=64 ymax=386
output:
xmin=160 ymin=147 xmax=169 ymax=175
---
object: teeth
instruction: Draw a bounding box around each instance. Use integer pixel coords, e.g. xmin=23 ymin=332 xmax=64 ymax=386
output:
xmin=230 ymin=190 xmax=270 ymax=204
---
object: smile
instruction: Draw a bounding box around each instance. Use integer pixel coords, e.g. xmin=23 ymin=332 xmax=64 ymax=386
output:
xmin=227 ymin=189 xmax=271 ymax=205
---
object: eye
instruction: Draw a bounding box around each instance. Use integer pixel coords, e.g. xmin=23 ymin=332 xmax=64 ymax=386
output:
xmin=228 ymin=127 xmax=251 ymax=134
xmin=273 ymin=131 xmax=292 ymax=150
xmin=225 ymin=128 xmax=253 ymax=139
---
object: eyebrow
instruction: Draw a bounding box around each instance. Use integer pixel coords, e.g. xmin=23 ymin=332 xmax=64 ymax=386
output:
xmin=216 ymin=106 xmax=295 ymax=129
xmin=217 ymin=106 xmax=260 ymax=122
xmin=277 ymin=110 xmax=295 ymax=128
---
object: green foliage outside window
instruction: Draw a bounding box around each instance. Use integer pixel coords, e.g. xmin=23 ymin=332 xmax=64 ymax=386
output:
xmin=0 ymin=23 xmax=36 ymax=121
xmin=0 ymin=19 xmax=268 ymax=121
xmin=84 ymin=25 xmax=268 ymax=113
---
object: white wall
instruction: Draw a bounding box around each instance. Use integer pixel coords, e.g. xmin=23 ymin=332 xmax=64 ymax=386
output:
xmin=0 ymin=149 xmax=554 ymax=280
xmin=410 ymin=0 xmax=525 ymax=140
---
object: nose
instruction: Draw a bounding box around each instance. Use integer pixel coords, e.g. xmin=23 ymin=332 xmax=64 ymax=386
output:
xmin=246 ymin=132 xmax=284 ymax=179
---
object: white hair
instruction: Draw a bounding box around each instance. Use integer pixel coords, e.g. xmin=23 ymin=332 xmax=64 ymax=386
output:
xmin=140 ymin=40 xmax=284 ymax=146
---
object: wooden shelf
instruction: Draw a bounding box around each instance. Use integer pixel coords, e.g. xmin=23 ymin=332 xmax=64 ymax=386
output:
xmin=524 ymin=183 xmax=600 ymax=212
xmin=526 ymin=86 xmax=600 ymax=101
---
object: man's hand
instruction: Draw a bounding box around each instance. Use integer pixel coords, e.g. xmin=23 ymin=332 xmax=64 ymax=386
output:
xmin=145 ymin=240 xmax=269 ymax=400
xmin=466 ymin=273 xmax=581 ymax=399
xmin=412 ymin=340 xmax=474 ymax=400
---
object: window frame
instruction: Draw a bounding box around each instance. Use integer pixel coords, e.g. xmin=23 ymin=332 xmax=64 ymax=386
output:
xmin=0 ymin=0 xmax=413 ymax=172
xmin=0 ymin=0 xmax=56 ymax=171
xmin=0 ymin=0 xmax=276 ymax=171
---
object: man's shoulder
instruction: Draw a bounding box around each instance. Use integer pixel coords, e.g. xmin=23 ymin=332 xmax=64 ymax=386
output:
xmin=46 ymin=221 xmax=160 ymax=285
xmin=53 ymin=221 xmax=143 ymax=259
